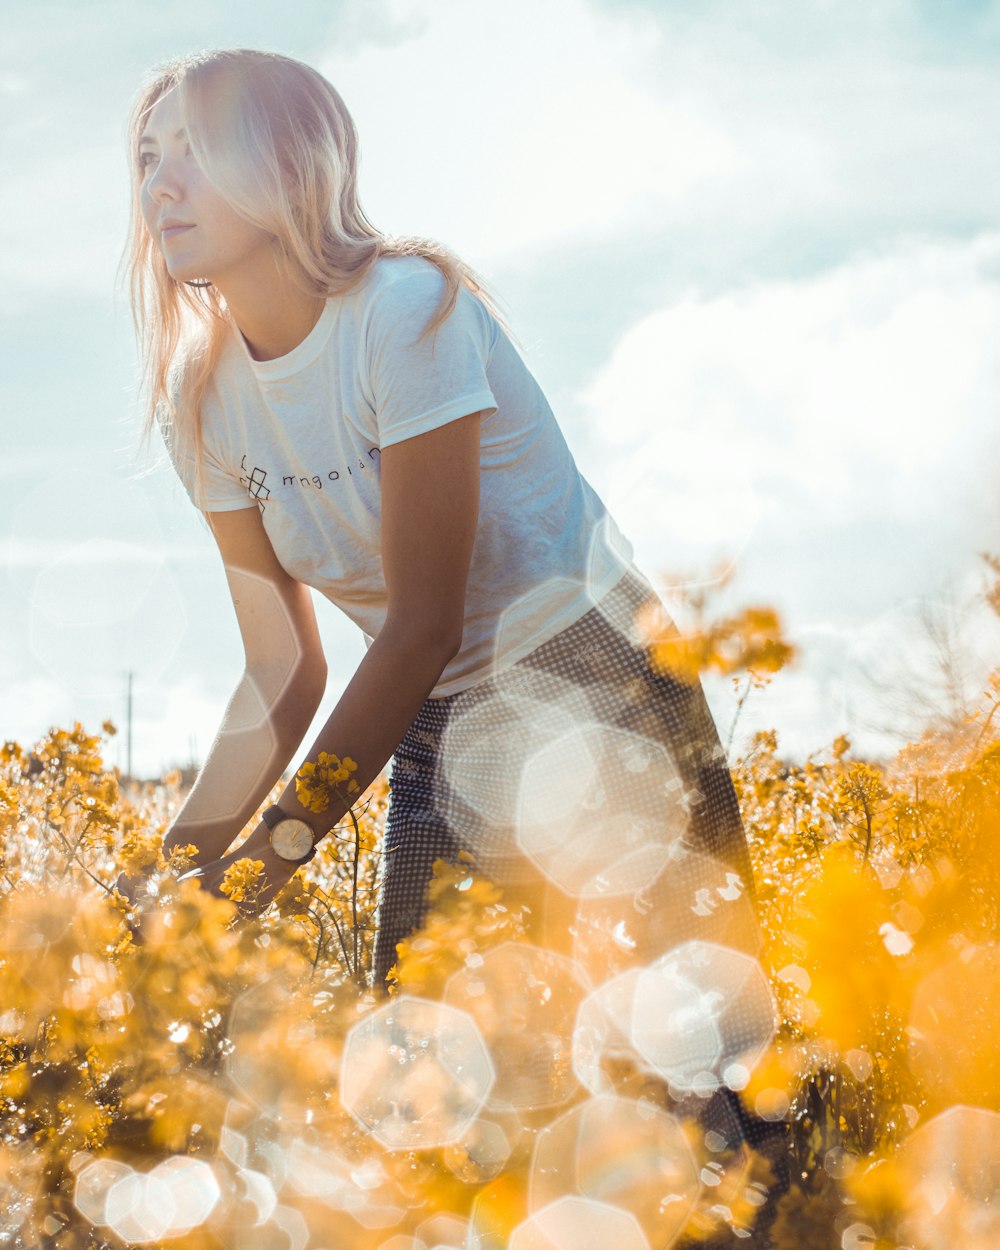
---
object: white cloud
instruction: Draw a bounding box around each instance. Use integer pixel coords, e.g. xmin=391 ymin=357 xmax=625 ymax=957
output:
xmin=9 ymin=0 xmax=1000 ymax=298
xmin=319 ymin=0 xmax=1000 ymax=269
xmin=6 ymin=0 xmax=1000 ymax=768
xmin=571 ymin=230 xmax=1000 ymax=760
xmin=320 ymin=0 xmax=736 ymax=262
xmin=578 ymin=232 xmax=1000 ymax=583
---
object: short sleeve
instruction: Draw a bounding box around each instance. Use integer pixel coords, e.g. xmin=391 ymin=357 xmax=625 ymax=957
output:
xmin=156 ymin=403 xmax=254 ymax=513
xmin=363 ymin=265 xmax=499 ymax=449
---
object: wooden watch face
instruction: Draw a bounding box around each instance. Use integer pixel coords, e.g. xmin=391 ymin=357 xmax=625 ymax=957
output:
xmin=270 ymin=818 xmax=314 ymax=861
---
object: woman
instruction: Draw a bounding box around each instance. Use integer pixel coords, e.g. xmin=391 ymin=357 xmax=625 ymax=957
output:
xmin=121 ymin=51 xmax=795 ymax=1220
xmin=120 ymin=49 xmax=783 ymax=1178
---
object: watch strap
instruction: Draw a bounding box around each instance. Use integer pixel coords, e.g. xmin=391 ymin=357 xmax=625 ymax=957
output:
xmin=261 ymin=804 xmax=287 ymax=831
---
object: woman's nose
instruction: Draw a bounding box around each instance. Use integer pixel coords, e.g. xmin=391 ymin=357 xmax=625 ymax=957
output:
xmin=145 ymin=158 xmax=182 ymax=202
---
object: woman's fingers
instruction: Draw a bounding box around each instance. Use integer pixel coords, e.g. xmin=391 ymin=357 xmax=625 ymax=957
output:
xmin=176 ymin=848 xmax=296 ymax=919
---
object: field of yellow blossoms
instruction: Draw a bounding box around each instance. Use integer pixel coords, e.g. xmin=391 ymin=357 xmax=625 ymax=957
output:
xmin=0 ymin=556 xmax=997 ymax=1250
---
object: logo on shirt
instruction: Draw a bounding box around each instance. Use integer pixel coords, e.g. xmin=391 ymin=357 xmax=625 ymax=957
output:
xmin=278 ymin=447 xmax=382 ymax=491
xmin=239 ymin=456 xmax=271 ymax=512
xmin=236 ymin=446 xmax=382 ymax=508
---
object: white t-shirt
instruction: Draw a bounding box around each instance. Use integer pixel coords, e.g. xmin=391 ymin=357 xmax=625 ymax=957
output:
xmin=160 ymin=254 xmax=642 ymax=696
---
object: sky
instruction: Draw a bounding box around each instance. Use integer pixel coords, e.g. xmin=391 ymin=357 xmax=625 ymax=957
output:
xmin=2 ymin=0 xmax=1000 ymax=777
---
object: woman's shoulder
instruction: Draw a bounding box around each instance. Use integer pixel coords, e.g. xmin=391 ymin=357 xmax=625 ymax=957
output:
xmin=361 ymin=254 xmax=499 ymax=339
xmin=355 ymin=255 xmax=494 ymax=347
xmin=363 ymin=253 xmax=446 ymax=301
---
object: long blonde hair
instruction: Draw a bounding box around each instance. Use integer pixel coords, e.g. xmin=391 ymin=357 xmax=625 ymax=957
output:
xmin=119 ymin=48 xmax=518 ymax=500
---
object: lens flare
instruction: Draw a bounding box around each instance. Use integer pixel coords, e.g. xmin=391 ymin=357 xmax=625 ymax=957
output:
xmin=75 ymin=1156 xmax=220 ymax=1243
xmin=573 ymin=845 xmax=761 ymax=986
xmin=339 ymin=995 xmax=495 ymax=1150
xmin=895 ymin=1105 xmax=1000 ymax=1250
xmin=511 ymin=1194 xmax=652 ymax=1250
xmin=529 ymin=1095 xmax=700 ymax=1248
xmin=630 ymin=941 xmax=775 ymax=1094
xmin=444 ymin=942 xmax=586 ymax=1111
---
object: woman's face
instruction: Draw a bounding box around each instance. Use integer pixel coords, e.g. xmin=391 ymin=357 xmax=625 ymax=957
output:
xmin=138 ymin=87 xmax=276 ymax=289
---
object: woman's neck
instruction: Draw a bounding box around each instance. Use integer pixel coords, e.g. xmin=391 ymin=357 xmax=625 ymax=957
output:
xmin=214 ymin=254 xmax=328 ymax=362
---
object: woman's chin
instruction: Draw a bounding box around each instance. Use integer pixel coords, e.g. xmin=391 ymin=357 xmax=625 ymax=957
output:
xmin=166 ymin=261 xmax=211 ymax=287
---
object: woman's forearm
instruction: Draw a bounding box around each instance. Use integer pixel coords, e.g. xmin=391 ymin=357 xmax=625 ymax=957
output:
xmin=161 ymin=660 xmax=326 ymax=866
xmin=273 ymin=620 xmax=459 ymax=841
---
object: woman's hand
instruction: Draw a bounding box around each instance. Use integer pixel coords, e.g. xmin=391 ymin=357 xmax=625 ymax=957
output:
xmin=177 ymin=821 xmax=302 ymax=916
xmin=113 ymin=869 xmax=145 ymax=906
xmin=112 ymin=869 xmax=158 ymax=946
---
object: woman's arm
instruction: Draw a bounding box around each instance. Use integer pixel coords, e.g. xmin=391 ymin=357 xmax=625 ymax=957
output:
xmin=275 ymin=409 xmax=482 ymax=829
xmin=160 ymin=507 xmax=329 ymax=867
xmin=183 ymin=410 xmax=483 ymax=903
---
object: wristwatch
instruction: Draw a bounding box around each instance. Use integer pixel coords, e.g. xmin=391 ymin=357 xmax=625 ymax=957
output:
xmin=261 ymin=804 xmax=318 ymax=865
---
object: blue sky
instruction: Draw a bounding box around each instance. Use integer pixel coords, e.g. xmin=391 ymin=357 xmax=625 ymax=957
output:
xmin=3 ymin=0 xmax=1000 ymax=775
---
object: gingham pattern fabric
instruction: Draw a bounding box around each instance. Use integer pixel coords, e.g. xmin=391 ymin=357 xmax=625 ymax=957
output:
xmin=374 ymin=569 xmax=757 ymax=983
xmin=372 ymin=569 xmax=790 ymax=1180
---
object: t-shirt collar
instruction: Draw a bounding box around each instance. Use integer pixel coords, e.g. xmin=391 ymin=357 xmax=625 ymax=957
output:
xmin=232 ymin=298 xmax=339 ymax=382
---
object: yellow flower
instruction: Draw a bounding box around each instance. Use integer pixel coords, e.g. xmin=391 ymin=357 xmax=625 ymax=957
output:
xmin=118 ymin=833 xmax=163 ymax=878
xmin=0 ymin=740 xmax=23 ymax=767
xmin=165 ymin=843 xmax=201 ymax=872
xmin=81 ymin=799 xmax=118 ymax=831
xmin=220 ymin=858 xmax=264 ymax=903
xmin=390 ymin=858 xmax=526 ymax=997
xmin=294 ymin=750 xmax=360 ymax=814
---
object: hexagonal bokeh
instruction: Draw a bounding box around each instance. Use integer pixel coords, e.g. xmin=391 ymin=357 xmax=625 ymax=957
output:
xmin=442 ymin=1117 xmax=513 ymax=1184
xmin=255 ymin=1204 xmax=310 ymax=1250
xmin=631 ymin=940 xmax=776 ymax=1094
xmin=438 ymin=676 xmax=596 ymax=883
xmin=340 ymin=995 xmax=495 ymax=1150
xmin=444 ymin=942 xmax=587 ymax=1111
xmin=75 ymin=1156 xmax=220 ymax=1243
xmin=377 ymin=1219 xmax=468 ymax=1250
xmin=514 ymin=721 xmax=690 ymax=897
xmin=528 ymin=1095 xmax=699 ymax=1249
xmin=573 ymin=845 xmax=762 ymax=987
xmin=572 ymin=969 xmax=654 ymax=1097
xmin=415 ymin=1212 xmax=469 ymax=1247
xmin=104 ymin=1171 xmax=177 ymax=1244
xmin=489 ymin=574 xmax=611 ymax=680
xmin=466 ymin=1177 xmax=517 ymax=1250
xmin=437 ymin=661 xmax=692 ymax=898
xmin=278 ymin=1136 xmax=408 ymax=1229
xmin=74 ymin=1158 xmax=134 ymax=1226
xmin=234 ymin=1166 xmax=277 ymax=1225
xmin=226 ymin=971 xmax=341 ymax=1125
xmin=908 ymin=943 xmax=1000 ymax=1107
xmin=895 ymin=1105 xmax=1000 ymax=1250
xmin=511 ymin=1195 xmax=651 ymax=1250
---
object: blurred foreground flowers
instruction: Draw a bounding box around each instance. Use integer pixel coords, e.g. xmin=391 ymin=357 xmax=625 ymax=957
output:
xmin=0 ymin=558 xmax=997 ymax=1248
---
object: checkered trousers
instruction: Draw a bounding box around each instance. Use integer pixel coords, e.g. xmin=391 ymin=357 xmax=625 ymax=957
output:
xmin=373 ymin=568 xmax=757 ymax=985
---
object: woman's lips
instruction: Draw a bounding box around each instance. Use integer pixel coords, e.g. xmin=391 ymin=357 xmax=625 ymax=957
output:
xmin=162 ymin=224 xmax=195 ymax=239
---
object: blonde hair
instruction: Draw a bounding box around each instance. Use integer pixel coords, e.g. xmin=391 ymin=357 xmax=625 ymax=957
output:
xmin=119 ymin=48 xmax=518 ymax=502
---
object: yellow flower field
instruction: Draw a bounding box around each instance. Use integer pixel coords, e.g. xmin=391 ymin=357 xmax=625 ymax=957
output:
xmin=0 ymin=557 xmax=997 ymax=1249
